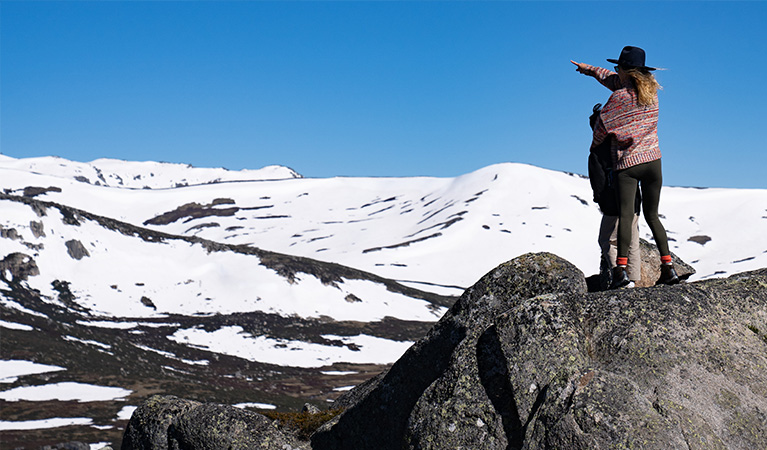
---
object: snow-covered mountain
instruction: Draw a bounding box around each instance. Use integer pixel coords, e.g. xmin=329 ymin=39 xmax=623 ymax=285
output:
xmin=3 ymin=154 xmax=766 ymax=294
xmin=0 ymin=154 xmax=300 ymax=189
xmin=1 ymin=154 xmax=765 ymax=447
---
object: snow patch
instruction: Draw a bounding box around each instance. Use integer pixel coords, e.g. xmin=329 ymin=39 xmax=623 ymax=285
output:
xmin=233 ymin=402 xmax=277 ymax=410
xmin=167 ymin=326 xmax=414 ymax=368
xmin=116 ymin=405 xmax=138 ymax=420
xmin=0 ymin=417 xmax=94 ymax=431
xmin=0 ymin=382 xmax=132 ymax=402
xmin=0 ymin=360 xmax=66 ymax=384
xmin=0 ymin=320 xmax=34 ymax=331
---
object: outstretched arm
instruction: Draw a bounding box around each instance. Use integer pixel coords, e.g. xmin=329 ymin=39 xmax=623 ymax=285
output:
xmin=571 ymin=60 xmax=623 ymax=91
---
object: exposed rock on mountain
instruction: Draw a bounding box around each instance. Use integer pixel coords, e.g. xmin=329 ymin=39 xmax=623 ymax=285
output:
xmin=65 ymin=239 xmax=90 ymax=260
xmin=0 ymin=252 xmax=40 ymax=281
xmin=22 ymin=186 xmax=63 ymax=198
xmin=142 ymin=199 xmax=238 ymax=226
xmin=307 ymin=252 xmax=767 ymax=449
xmin=30 ymin=220 xmax=46 ymax=238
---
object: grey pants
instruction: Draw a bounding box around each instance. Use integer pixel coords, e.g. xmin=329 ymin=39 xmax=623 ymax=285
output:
xmin=599 ymin=214 xmax=641 ymax=281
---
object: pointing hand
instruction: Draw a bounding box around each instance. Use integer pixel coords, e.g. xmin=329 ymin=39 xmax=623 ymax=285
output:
xmin=571 ymin=60 xmax=590 ymax=75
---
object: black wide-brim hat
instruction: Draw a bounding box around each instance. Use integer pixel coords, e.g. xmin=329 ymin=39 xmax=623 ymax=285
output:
xmin=607 ymin=46 xmax=657 ymax=71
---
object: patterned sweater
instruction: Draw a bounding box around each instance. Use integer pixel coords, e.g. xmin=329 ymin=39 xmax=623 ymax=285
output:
xmin=587 ymin=65 xmax=661 ymax=171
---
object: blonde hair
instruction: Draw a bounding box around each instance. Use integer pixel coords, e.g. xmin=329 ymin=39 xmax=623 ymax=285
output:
xmin=625 ymin=69 xmax=662 ymax=106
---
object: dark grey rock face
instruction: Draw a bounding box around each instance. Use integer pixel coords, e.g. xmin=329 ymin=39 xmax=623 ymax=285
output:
xmin=121 ymin=396 xmax=201 ymax=450
xmin=506 ymin=270 xmax=767 ymax=449
xmin=312 ymin=252 xmax=588 ymax=450
xmin=122 ymin=395 xmax=303 ymax=450
xmin=168 ymin=402 xmax=302 ymax=449
xmin=0 ymin=252 xmax=40 ymax=281
xmin=312 ymin=254 xmax=767 ymax=450
xmin=65 ymin=239 xmax=90 ymax=260
xmin=30 ymin=220 xmax=46 ymax=238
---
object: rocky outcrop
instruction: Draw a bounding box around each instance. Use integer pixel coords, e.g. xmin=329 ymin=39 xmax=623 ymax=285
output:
xmin=312 ymin=253 xmax=767 ymax=449
xmin=121 ymin=252 xmax=766 ymax=450
xmin=121 ymin=395 xmax=306 ymax=450
xmin=121 ymin=396 xmax=201 ymax=449
xmin=22 ymin=185 xmax=63 ymax=198
xmin=30 ymin=220 xmax=46 ymax=238
xmin=0 ymin=252 xmax=40 ymax=282
xmin=65 ymin=239 xmax=90 ymax=260
xmin=312 ymin=253 xmax=587 ymax=449
xmin=143 ymin=199 xmax=238 ymax=226
xmin=0 ymin=225 xmax=21 ymax=240
xmin=637 ymin=239 xmax=695 ymax=287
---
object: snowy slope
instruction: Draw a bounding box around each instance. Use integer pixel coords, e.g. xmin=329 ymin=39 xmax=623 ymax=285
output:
xmin=0 ymin=192 xmax=446 ymax=323
xmin=2 ymin=155 xmax=766 ymax=295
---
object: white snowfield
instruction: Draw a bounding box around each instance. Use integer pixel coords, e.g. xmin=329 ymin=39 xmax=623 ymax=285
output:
xmin=1 ymin=155 xmax=766 ymax=372
xmin=0 ymin=195 xmax=446 ymax=321
xmin=2 ymin=154 xmax=765 ymax=295
xmin=0 ymin=370 xmax=134 ymax=438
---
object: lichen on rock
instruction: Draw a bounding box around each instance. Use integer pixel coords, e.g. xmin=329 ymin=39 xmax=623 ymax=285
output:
xmin=121 ymin=395 xmax=305 ymax=450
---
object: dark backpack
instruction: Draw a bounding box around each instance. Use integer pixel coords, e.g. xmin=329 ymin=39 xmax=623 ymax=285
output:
xmin=587 ymin=103 xmax=640 ymax=216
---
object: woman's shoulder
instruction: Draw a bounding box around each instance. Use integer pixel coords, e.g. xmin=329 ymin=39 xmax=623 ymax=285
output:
xmin=609 ymin=87 xmax=633 ymax=99
xmin=607 ymin=87 xmax=637 ymax=106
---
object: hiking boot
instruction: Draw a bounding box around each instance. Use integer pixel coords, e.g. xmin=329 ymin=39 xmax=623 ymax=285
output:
xmin=656 ymin=264 xmax=680 ymax=286
xmin=610 ymin=266 xmax=631 ymax=289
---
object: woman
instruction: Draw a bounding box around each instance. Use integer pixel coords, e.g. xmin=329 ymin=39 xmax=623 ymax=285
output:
xmin=572 ymin=46 xmax=679 ymax=288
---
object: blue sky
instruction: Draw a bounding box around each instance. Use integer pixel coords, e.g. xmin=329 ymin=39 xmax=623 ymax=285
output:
xmin=1 ymin=1 xmax=765 ymax=189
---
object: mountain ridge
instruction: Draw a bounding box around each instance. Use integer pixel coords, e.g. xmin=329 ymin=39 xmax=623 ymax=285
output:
xmin=4 ymin=156 xmax=766 ymax=293
xmin=0 ymin=154 xmax=302 ymax=190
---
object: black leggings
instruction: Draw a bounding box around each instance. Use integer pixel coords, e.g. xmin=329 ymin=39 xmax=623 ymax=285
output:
xmin=616 ymin=159 xmax=670 ymax=259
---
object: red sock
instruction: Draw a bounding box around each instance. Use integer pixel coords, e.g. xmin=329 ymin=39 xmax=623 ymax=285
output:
xmin=616 ymin=257 xmax=628 ymax=267
xmin=661 ymin=255 xmax=672 ymax=265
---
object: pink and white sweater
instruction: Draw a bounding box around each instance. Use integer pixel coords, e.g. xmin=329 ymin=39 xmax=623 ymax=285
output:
xmin=587 ymin=64 xmax=662 ymax=171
